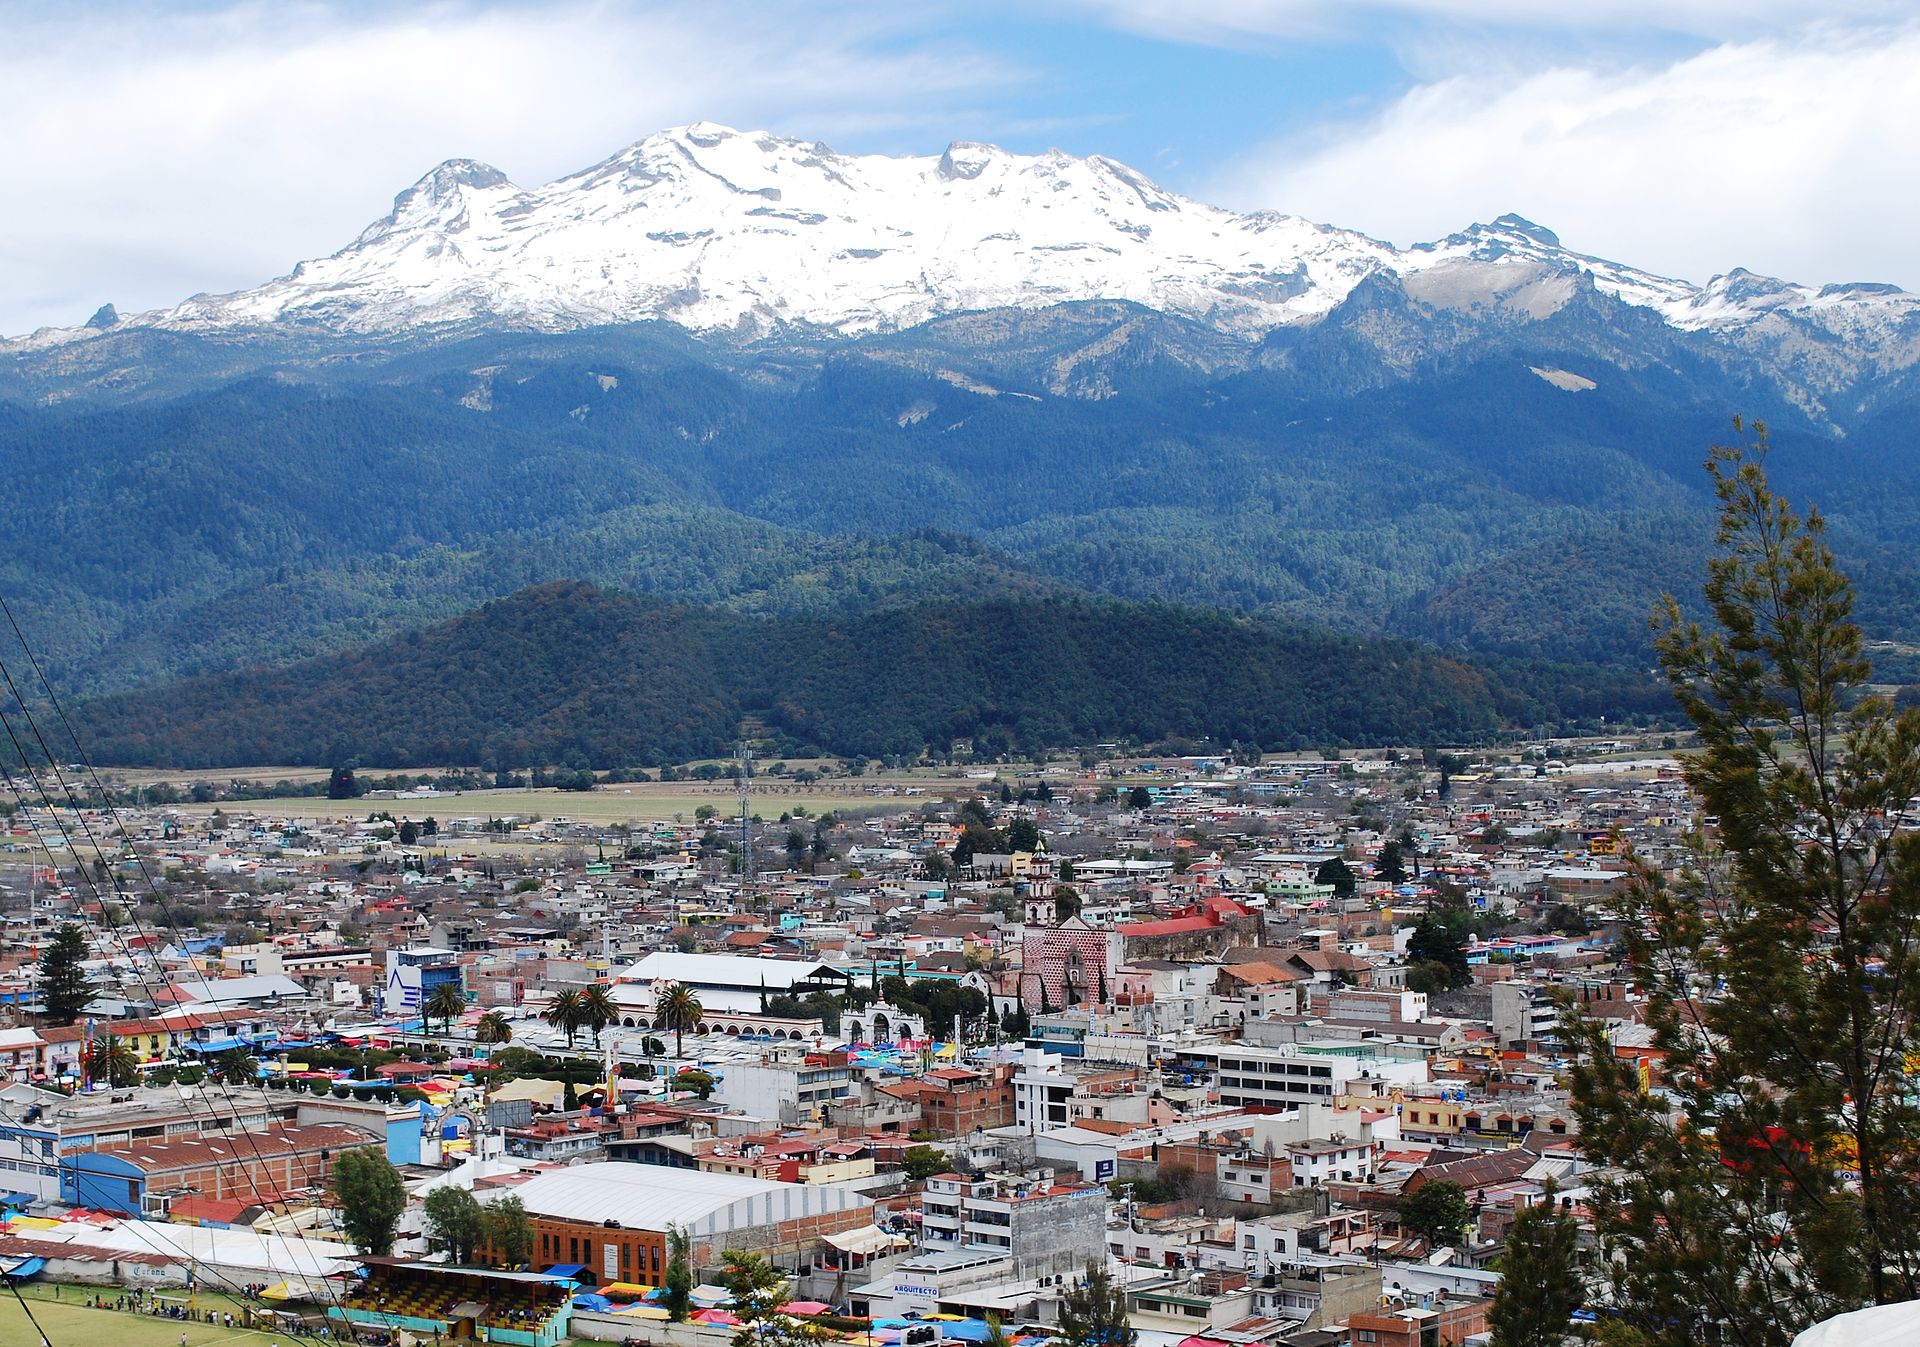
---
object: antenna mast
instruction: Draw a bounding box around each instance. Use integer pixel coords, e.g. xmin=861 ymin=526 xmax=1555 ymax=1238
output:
xmin=737 ymin=740 xmax=755 ymax=891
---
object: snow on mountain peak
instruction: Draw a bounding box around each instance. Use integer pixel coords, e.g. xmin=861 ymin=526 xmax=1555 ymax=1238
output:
xmin=17 ymin=122 xmax=1914 ymax=352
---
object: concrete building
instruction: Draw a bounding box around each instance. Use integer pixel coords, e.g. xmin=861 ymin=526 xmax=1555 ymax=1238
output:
xmin=383 ymin=946 xmax=463 ymax=1017
xmin=713 ymin=1054 xmax=857 ymax=1124
xmin=1490 ymin=980 xmax=1560 ymax=1050
xmin=1010 ymin=1047 xmax=1090 ymax=1133
xmin=918 ymin=1170 xmax=1104 ymax=1279
xmin=1176 ymin=1042 xmax=1428 ymax=1111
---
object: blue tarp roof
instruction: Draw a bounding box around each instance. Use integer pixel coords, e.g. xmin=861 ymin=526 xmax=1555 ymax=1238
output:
xmin=2 ymin=1257 xmax=46 ymax=1280
xmin=188 ymin=1037 xmax=251 ymax=1053
xmin=542 ymin=1264 xmax=587 ymax=1278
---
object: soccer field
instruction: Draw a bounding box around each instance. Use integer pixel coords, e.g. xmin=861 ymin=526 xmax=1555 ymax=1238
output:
xmin=0 ymin=1293 xmax=279 ymax=1347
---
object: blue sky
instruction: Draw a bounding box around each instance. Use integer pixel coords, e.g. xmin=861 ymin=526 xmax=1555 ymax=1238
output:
xmin=3 ymin=0 xmax=1916 ymax=334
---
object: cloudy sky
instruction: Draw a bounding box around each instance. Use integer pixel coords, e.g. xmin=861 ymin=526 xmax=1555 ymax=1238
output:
xmin=3 ymin=0 xmax=1915 ymax=335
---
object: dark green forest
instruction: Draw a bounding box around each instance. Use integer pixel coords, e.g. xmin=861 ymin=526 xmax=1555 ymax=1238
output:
xmin=66 ymin=583 xmax=1670 ymax=768
xmin=7 ymin=295 xmax=1920 ymax=723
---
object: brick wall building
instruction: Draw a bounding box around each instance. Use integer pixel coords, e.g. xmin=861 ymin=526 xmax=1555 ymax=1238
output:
xmin=61 ymin=1122 xmax=378 ymax=1214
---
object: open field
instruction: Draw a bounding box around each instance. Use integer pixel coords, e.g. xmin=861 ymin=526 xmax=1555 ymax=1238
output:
xmin=162 ymin=775 xmax=984 ymax=830
xmin=0 ymin=1285 xmax=293 ymax=1347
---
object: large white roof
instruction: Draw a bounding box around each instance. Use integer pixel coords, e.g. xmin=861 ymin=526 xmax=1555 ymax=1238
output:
xmin=617 ymin=952 xmax=849 ymax=993
xmin=500 ymin=1162 xmax=867 ymax=1236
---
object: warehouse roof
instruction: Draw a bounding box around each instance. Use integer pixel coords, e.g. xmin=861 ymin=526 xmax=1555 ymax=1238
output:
xmin=499 ymin=1162 xmax=866 ymax=1236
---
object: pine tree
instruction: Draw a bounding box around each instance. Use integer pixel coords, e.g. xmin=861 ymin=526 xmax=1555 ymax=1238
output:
xmin=1488 ymin=1190 xmax=1582 ymax=1347
xmin=1566 ymin=425 xmax=1920 ymax=1345
xmin=37 ymin=922 xmax=93 ymax=1025
xmin=1057 ymin=1262 xmax=1135 ymax=1347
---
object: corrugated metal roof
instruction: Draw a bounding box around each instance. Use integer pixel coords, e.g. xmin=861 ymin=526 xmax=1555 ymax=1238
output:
xmin=500 ymin=1162 xmax=865 ymax=1235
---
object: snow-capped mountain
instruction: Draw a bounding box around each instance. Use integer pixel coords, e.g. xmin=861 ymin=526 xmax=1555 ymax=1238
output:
xmin=18 ymin=122 xmax=1920 ymax=377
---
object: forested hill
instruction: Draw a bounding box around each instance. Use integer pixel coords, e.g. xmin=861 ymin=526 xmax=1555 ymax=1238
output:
xmin=67 ymin=583 xmax=1665 ymax=768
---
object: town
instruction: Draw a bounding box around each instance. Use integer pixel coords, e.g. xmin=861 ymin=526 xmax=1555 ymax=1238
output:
xmin=0 ymin=739 xmax=1689 ymax=1347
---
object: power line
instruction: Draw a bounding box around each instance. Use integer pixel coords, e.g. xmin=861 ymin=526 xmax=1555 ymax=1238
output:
xmin=0 ymin=628 xmax=356 ymax=1326
xmin=0 ymin=701 xmax=311 ymax=1318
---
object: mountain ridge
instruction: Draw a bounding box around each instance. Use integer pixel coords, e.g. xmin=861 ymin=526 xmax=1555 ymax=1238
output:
xmin=10 ymin=123 xmax=1915 ymax=408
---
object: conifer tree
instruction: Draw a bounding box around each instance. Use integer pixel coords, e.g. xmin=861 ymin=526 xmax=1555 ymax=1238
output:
xmin=1058 ymin=1262 xmax=1135 ymax=1347
xmin=1488 ymin=1190 xmax=1582 ymax=1347
xmin=37 ymin=922 xmax=93 ymax=1025
xmin=1566 ymin=424 xmax=1920 ymax=1345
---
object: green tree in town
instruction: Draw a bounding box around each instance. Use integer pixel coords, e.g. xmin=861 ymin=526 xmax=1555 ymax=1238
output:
xmin=718 ymin=1248 xmax=807 ymax=1347
xmin=1058 ymin=1262 xmax=1136 ymax=1347
xmin=1007 ymin=818 xmax=1041 ymax=853
xmin=333 ymin=1148 xmax=407 ymax=1256
xmin=474 ymin=1011 xmax=513 ymax=1045
xmin=37 ymin=922 xmax=94 ymax=1025
xmin=1126 ymin=786 xmax=1153 ymax=811
xmin=424 ymin=980 xmax=466 ymax=1035
xmin=902 ymin=1144 xmax=950 ymax=1181
xmin=1314 ymin=857 xmax=1356 ymax=901
xmin=214 ymin=1047 xmax=260 ymax=1086
xmin=1398 ymin=1180 xmax=1471 ymax=1249
xmin=544 ymin=988 xmax=584 ymax=1048
xmin=1053 ymin=884 xmax=1082 ymax=922
xmin=484 ymin=1194 xmax=534 ymax=1268
xmin=578 ymin=983 xmax=617 ymax=1045
xmin=1564 ymin=427 xmax=1920 ymax=1345
xmin=1376 ymin=840 xmax=1407 ymax=884
xmin=423 ymin=1185 xmax=486 ymax=1264
xmin=670 ymin=1067 xmax=717 ymax=1100
xmin=664 ymin=1223 xmax=695 ymax=1321
xmin=659 ymin=982 xmax=703 ymax=1058
xmin=84 ymin=1033 xmax=139 ymax=1087
xmin=1488 ymin=1189 xmax=1583 ymax=1347
xmin=1406 ymin=916 xmax=1470 ymax=990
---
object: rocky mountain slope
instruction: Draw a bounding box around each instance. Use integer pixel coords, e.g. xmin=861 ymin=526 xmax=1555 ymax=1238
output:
xmin=12 ymin=124 xmax=1917 ymax=414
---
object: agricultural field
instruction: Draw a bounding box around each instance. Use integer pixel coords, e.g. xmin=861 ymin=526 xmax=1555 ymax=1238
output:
xmin=160 ymin=771 xmax=986 ymax=833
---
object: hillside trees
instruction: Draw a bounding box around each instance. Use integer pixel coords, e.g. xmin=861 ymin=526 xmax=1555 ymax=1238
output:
xmin=1564 ymin=425 xmax=1920 ymax=1345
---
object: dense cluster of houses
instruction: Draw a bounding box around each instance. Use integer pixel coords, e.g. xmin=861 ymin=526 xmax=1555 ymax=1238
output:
xmin=0 ymin=741 xmax=1694 ymax=1346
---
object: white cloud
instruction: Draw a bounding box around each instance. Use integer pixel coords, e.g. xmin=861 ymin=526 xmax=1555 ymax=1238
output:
xmin=0 ymin=0 xmax=1017 ymax=335
xmin=1212 ymin=24 xmax=1920 ymax=289
xmin=1075 ymin=0 xmax=1906 ymax=45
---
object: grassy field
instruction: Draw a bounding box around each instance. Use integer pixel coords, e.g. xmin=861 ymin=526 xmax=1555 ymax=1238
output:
xmin=155 ymin=770 xmax=989 ymax=830
xmin=0 ymin=1285 xmax=294 ymax=1347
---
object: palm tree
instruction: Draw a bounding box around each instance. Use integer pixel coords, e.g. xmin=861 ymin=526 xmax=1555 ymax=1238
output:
xmin=474 ymin=1011 xmax=513 ymax=1045
xmin=215 ymin=1047 xmax=260 ymax=1086
xmin=85 ymin=1034 xmax=139 ymax=1088
xmin=546 ymin=989 xmax=584 ymax=1049
xmin=424 ymin=981 xmax=466 ymax=1036
xmin=578 ymin=985 xmax=616 ymax=1046
xmin=658 ymin=983 xmax=703 ymax=1059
